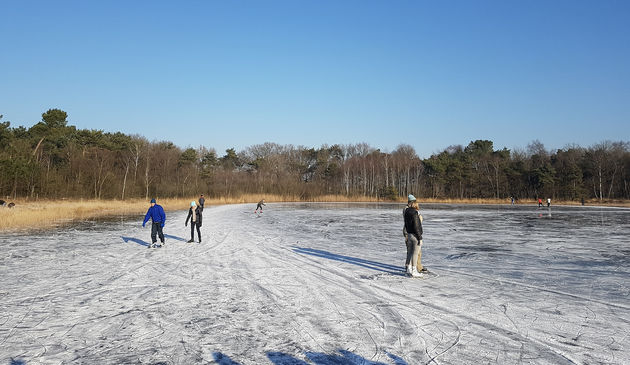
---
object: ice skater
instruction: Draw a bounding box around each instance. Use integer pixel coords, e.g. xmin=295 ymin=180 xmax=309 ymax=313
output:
xmin=142 ymin=198 xmax=166 ymax=248
xmin=199 ymin=194 xmax=205 ymax=210
xmin=538 ymin=198 xmax=543 ymax=207
xmin=185 ymin=200 xmax=202 ymax=243
xmin=547 ymin=198 xmax=551 ymax=207
xmin=403 ymin=194 xmax=424 ymax=278
xmin=255 ymin=199 xmax=266 ymax=214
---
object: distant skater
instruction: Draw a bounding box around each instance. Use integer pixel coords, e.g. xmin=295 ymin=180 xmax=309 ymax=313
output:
xmin=142 ymin=198 xmax=166 ymax=248
xmin=403 ymin=194 xmax=424 ymax=278
xmin=510 ymin=196 xmax=515 ymax=205
xmin=581 ymin=197 xmax=585 ymax=206
xmin=538 ymin=198 xmax=543 ymax=207
xmin=547 ymin=198 xmax=551 ymax=207
xmin=255 ymin=199 xmax=266 ymax=213
xmin=185 ymin=201 xmax=202 ymax=243
xmin=199 ymin=194 xmax=205 ymax=210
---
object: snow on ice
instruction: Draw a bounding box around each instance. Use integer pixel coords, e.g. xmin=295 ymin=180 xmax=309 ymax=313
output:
xmin=1 ymin=203 xmax=629 ymax=364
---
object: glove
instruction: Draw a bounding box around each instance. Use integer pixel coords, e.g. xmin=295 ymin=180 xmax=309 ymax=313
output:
xmin=185 ymin=222 xmax=188 ymax=227
xmin=142 ymin=223 xmax=145 ymax=228
xmin=161 ymin=222 xmax=165 ymax=228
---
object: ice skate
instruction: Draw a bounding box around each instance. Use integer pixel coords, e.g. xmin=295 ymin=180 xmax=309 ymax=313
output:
xmin=410 ymin=266 xmax=423 ymax=278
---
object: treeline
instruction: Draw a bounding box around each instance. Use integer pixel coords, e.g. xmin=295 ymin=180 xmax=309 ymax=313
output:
xmin=1 ymin=109 xmax=629 ymax=202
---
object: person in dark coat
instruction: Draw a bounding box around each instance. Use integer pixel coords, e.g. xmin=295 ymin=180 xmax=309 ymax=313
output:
xmin=255 ymin=199 xmax=266 ymax=213
xmin=198 ymin=194 xmax=205 ymax=210
xmin=185 ymin=201 xmax=202 ymax=243
xmin=142 ymin=198 xmax=166 ymax=248
xmin=403 ymin=194 xmax=423 ymax=277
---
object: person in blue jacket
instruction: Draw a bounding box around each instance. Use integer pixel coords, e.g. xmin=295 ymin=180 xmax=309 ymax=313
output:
xmin=143 ymin=198 xmax=166 ymax=248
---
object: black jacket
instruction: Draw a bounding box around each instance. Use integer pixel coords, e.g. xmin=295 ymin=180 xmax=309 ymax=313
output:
xmin=185 ymin=207 xmax=203 ymax=227
xmin=404 ymin=207 xmax=422 ymax=240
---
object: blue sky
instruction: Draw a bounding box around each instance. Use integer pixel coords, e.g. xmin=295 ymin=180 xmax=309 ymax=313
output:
xmin=1 ymin=0 xmax=628 ymax=158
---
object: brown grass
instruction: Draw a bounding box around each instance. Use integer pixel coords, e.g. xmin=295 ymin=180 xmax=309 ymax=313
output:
xmin=1 ymin=195 xmax=628 ymax=232
xmin=0 ymin=198 xmax=190 ymax=232
xmin=0 ymin=195 xmax=377 ymax=232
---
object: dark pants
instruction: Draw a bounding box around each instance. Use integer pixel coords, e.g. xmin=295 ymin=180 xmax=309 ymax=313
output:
xmin=190 ymin=222 xmax=201 ymax=241
xmin=151 ymin=222 xmax=165 ymax=243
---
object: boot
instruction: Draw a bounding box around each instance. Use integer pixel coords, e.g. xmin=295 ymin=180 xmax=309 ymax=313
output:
xmin=187 ymin=239 xmax=194 ymax=243
xmin=411 ymin=266 xmax=423 ymax=278
xmin=405 ymin=265 xmax=412 ymax=276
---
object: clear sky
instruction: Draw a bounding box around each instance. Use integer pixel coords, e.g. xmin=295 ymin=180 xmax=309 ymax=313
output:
xmin=1 ymin=0 xmax=629 ymax=158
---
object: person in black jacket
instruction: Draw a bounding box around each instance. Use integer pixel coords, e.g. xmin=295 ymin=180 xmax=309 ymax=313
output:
xmin=185 ymin=201 xmax=202 ymax=243
xmin=198 ymin=194 xmax=205 ymax=210
xmin=403 ymin=194 xmax=424 ymax=277
xmin=255 ymin=199 xmax=266 ymax=213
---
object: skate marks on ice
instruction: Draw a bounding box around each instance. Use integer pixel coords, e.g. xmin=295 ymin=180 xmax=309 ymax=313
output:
xmin=264 ymin=203 xmax=630 ymax=364
xmin=288 ymin=247 xmax=574 ymax=363
xmin=2 ymin=203 xmax=630 ymax=364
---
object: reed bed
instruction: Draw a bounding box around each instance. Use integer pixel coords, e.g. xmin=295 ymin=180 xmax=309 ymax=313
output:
xmin=0 ymin=195 xmax=378 ymax=232
xmin=0 ymin=198 xmax=190 ymax=232
xmin=1 ymin=195 xmax=627 ymax=232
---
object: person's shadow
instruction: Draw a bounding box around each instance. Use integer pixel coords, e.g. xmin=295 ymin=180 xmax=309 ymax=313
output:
xmin=121 ymin=236 xmax=150 ymax=247
xmin=293 ymin=247 xmax=404 ymax=276
xmin=121 ymin=234 xmax=188 ymax=247
xmin=164 ymin=234 xmax=188 ymax=242
xmin=213 ymin=350 xmax=408 ymax=365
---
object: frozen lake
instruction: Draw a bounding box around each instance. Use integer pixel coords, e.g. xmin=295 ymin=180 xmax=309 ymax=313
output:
xmin=1 ymin=203 xmax=629 ymax=364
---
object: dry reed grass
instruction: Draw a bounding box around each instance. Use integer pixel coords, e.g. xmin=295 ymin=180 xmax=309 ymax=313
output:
xmin=1 ymin=195 xmax=627 ymax=232
xmin=0 ymin=198 xmax=191 ymax=232
xmin=0 ymin=195 xmax=379 ymax=232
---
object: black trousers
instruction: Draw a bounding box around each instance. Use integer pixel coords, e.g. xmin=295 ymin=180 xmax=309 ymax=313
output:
xmin=190 ymin=222 xmax=201 ymax=241
xmin=151 ymin=222 xmax=165 ymax=243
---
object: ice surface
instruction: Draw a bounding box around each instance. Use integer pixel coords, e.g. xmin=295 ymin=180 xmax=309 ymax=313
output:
xmin=1 ymin=203 xmax=629 ymax=364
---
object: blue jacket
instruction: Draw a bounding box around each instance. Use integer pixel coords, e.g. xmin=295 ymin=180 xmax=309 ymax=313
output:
xmin=143 ymin=204 xmax=166 ymax=227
